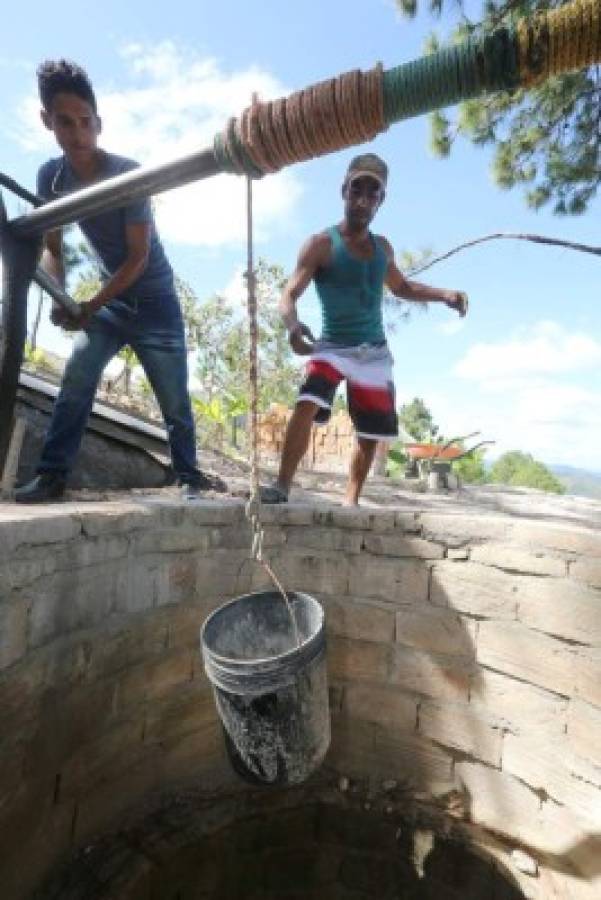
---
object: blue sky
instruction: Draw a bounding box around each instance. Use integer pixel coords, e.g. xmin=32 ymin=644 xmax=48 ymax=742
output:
xmin=2 ymin=0 xmax=600 ymax=470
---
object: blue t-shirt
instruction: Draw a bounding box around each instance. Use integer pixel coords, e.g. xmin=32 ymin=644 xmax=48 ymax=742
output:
xmin=37 ymin=151 xmax=175 ymax=301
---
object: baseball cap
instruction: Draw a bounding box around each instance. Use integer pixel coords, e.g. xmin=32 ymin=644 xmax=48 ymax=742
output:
xmin=345 ymin=153 xmax=388 ymax=188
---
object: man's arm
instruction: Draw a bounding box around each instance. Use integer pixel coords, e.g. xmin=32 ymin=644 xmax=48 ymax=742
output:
xmin=40 ymin=229 xmax=65 ymax=286
xmin=381 ymin=237 xmax=468 ymax=316
xmin=280 ymin=233 xmax=330 ymax=354
xmin=81 ymin=222 xmax=150 ymax=317
xmin=36 ymin=162 xmax=65 ymax=286
xmin=40 ymin=229 xmax=74 ymax=326
xmin=37 ymin=164 xmax=67 ymax=301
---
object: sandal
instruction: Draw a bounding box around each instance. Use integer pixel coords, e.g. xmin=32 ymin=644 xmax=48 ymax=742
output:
xmin=258 ymin=484 xmax=289 ymax=504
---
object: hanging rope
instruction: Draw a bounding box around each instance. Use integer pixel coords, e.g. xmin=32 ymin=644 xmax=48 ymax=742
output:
xmin=214 ymin=0 xmax=601 ymax=179
xmin=243 ymin=174 xmax=300 ymax=646
xmin=244 ymin=172 xmax=265 ymax=565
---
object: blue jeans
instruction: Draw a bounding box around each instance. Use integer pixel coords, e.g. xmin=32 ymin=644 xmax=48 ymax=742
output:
xmin=38 ymin=296 xmax=202 ymax=486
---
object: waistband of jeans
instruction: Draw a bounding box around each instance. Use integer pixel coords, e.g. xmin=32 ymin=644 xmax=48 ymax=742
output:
xmin=316 ymin=339 xmax=387 ymax=350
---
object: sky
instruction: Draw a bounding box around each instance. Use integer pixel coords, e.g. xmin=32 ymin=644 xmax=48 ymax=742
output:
xmin=1 ymin=0 xmax=600 ymax=471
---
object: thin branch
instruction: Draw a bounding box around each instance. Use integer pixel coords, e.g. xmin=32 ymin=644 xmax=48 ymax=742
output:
xmin=486 ymin=0 xmax=526 ymax=31
xmin=406 ymin=232 xmax=601 ymax=276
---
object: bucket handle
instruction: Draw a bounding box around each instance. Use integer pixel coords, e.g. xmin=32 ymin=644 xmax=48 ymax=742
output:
xmin=236 ymin=549 xmax=301 ymax=649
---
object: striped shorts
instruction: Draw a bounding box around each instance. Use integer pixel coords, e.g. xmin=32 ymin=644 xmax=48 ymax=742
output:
xmin=297 ymin=342 xmax=398 ymax=441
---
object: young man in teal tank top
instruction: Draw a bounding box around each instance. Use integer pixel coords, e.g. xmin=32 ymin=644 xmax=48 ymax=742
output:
xmin=263 ymin=153 xmax=467 ymax=506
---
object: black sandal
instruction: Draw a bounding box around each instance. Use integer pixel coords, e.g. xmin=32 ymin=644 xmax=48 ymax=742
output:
xmin=258 ymin=484 xmax=289 ymax=504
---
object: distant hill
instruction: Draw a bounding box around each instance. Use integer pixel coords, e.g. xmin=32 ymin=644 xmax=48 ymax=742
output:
xmin=550 ymin=465 xmax=601 ymax=500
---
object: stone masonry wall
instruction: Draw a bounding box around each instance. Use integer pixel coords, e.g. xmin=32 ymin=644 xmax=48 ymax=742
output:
xmin=0 ymin=499 xmax=600 ymax=898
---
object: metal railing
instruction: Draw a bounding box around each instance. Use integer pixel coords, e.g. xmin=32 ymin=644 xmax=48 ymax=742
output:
xmin=10 ymin=146 xmax=221 ymax=239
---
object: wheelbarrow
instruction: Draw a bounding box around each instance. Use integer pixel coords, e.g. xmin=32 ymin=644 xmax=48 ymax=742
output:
xmin=404 ymin=432 xmax=494 ymax=489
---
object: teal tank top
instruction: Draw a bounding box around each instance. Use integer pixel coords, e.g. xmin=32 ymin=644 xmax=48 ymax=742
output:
xmin=314 ymin=225 xmax=388 ymax=346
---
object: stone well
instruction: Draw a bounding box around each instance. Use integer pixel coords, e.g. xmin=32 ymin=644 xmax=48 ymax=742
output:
xmin=0 ymin=497 xmax=600 ymax=898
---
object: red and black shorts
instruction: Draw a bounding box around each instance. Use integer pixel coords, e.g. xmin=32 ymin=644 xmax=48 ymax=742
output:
xmin=297 ymin=343 xmax=398 ymax=440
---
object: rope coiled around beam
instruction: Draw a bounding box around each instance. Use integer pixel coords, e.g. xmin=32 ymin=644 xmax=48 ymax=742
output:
xmin=214 ymin=64 xmax=386 ymax=177
xmin=518 ymin=0 xmax=601 ymax=86
xmin=215 ymin=0 xmax=601 ymax=178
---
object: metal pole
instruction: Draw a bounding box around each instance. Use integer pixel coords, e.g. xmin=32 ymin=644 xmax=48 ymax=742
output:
xmin=10 ymin=146 xmax=221 ymax=239
xmin=33 ymin=268 xmax=81 ymax=318
xmin=0 ymin=196 xmax=41 ymax=468
xmin=0 ymin=174 xmax=40 ymax=208
xmin=1 ymin=172 xmax=121 ymax=317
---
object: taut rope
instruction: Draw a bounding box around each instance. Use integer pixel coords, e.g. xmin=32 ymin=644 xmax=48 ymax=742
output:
xmin=243 ymin=173 xmax=300 ymax=647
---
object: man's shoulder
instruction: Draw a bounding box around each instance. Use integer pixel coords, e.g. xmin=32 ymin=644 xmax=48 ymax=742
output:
xmin=36 ymin=156 xmax=63 ymax=198
xmin=373 ymin=232 xmax=393 ymax=257
xmin=311 ymin=228 xmax=334 ymax=246
xmin=302 ymin=230 xmax=334 ymax=267
xmin=38 ymin=155 xmax=63 ymax=174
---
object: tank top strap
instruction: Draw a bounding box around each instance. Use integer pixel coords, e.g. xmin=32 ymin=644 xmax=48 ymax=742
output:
xmin=370 ymin=232 xmax=386 ymax=264
xmin=327 ymin=225 xmax=343 ymax=252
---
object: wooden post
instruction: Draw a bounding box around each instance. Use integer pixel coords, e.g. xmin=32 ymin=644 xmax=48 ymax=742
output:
xmin=1 ymin=417 xmax=27 ymax=499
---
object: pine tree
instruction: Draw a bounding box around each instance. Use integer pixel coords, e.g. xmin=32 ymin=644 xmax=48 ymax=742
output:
xmin=395 ymin=0 xmax=600 ymax=214
xmin=398 ymin=397 xmax=439 ymax=441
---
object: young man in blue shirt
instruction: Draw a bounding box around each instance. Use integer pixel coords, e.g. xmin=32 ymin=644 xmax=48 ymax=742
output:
xmin=15 ymin=59 xmax=211 ymax=502
xmin=263 ymin=153 xmax=467 ymax=506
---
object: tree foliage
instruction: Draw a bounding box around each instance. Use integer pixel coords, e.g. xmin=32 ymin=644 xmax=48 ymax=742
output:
xmin=489 ymin=450 xmax=565 ymax=492
xmin=453 ymin=447 xmax=488 ymax=484
xmin=174 ymin=274 xmax=204 ymax=349
xmin=398 ymin=396 xmax=440 ymax=441
xmin=393 ymin=397 xmax=490 ymax=483
xmin=395 ymin=0 xmax=601 ymax=214
xmin=397 ymin=401 xmax=563 ymax=491
xmin=190 ymin=260 xmax=298 ymax=418
xmin=23 ymin=343 xmax=59 ymax=376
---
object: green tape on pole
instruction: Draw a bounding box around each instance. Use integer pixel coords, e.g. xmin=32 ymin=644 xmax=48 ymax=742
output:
xmin=383 ymin=27 xmax=520 ymax=126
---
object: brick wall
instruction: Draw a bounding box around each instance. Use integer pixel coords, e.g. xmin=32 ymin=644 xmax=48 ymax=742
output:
xmin=258 ymin=404 xmax=356 ymax=471
xmin=1 ymin=500 xmax=600 ymax=898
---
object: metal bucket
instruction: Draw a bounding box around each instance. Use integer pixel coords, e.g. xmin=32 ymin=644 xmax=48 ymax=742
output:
xmin=200 ymin=590 xmax=330 ymax=785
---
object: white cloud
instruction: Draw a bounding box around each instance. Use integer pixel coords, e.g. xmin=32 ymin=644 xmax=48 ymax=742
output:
xmin=399 ymin=321 xmax=601 ymax=469
xmin=219 ymin=267 xmax=247 ymax=307
xmin=13 ymin=42 xmax=303 ymax=248
xmin=454 ymin=321 xmax=601 ymax=381
xmin=424 ymin=382 xmax=601 ymax=471
xmin=152 ymin=171 xmax=301 ymax=248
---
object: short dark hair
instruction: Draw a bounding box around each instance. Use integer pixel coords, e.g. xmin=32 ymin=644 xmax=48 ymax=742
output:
xmin=37 ymin=59 xmax=97 ymax=113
